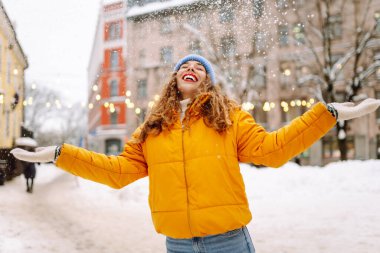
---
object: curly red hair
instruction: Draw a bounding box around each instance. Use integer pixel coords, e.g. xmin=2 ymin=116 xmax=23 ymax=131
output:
xmin=132 ymin=73 xmax=240 ymax=143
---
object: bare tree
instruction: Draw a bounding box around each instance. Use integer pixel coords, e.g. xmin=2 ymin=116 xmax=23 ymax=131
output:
xmin=24 ymin=83 xmax=87 ymax=147
xmin=24 ymin=82 xmax=60 ymax=137
xmin=291 ymin=0 xmax=379 ymax=160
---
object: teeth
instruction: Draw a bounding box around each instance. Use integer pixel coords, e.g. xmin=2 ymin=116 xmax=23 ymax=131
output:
xmin=184 ymin=75 xmax=196 ymax=81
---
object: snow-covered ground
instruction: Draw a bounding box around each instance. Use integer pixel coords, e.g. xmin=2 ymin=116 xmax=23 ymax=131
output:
xmin=0 ymin=160 xmax=379 ymax=253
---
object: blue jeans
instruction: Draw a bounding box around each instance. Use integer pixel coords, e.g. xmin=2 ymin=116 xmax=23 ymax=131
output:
xmin=166 ymin=226 xmax=255 ymax=253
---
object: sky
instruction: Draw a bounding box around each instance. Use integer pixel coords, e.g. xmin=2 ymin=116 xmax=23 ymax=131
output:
xmin=2 ymin=0 xmax=103 ymax=104
xmin=1 ymin=160 xmax=380 ymax=252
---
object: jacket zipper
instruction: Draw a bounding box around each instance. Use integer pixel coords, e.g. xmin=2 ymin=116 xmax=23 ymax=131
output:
xmin=181 ymin=123 xmax=194 ymax=236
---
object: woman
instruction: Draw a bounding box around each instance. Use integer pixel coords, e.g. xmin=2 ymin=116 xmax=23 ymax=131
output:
xmin=11 ymin=54 xmax=380 ymax=253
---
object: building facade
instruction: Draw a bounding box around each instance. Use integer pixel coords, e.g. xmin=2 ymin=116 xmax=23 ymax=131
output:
xmin=0 ymin=3 xmax=28 ymax=150
xmin=123 ymin=0 xmax=380 ymax=165
xmin=87 ymin=1 xmax=128 ymax=155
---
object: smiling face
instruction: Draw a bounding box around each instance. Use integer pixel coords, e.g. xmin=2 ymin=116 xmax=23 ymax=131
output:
xmin=176 ymin=60 xmax=207 ymax=99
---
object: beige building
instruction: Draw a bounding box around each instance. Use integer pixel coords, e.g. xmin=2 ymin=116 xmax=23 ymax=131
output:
xmin=0 ymin=2 xmax=28 ymax=149
xmin=124 ymin=0 xmax=380 ymax=165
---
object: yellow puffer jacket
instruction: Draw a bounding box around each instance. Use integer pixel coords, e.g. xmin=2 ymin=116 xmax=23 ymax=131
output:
xmin=56 ymin=98 xmax=336 ymax=239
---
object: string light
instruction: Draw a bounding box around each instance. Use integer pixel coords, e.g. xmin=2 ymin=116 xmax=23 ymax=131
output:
xmin=242 ymin=102 xmax=254 ymax=111
xmin=24 ymin=82 xmax=318 ymax=114
xmin=110 ymin=104 xmax=115 ymax=113
xmin=263 ymin=102 xmax=271 ymax=112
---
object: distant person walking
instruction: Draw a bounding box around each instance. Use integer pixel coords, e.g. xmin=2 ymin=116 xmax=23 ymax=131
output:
xmin=10 ymin=54 xmax=380 ymax=253
xmin=23 ymin=161 xmax=36 ymax=193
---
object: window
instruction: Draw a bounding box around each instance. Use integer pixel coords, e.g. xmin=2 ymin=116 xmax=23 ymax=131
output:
xmin=189 ymin=14 xmax=201 ymax=28
xmin=160 ymin=46 xmax=173 ymax=64
xmin=106 ymin=21 xmax=121 ymax=40
xmin=296 ymin=65 xmax=311 ymax=84
xmin=293 ymin=23 xmax=305 ymax=45
xmin=221 ymin=36 xmax=236 ymax=58
xmin=328 ymin=15 xmax=342 ymax=39
xmin=139 ymin=49 xmax=146 ymax=66
xmin=219 ymin=2 xmax=234 ymax=23
xmin=279 ymin=61 xmax=293 ymax=86
xmin=252 ymin=104 xmax=267 ymax=126
xmin=6 ymin=111 xmax=10 ymax=137
xmin=137 ymin=79 xmax=147 ymax=99
xmin=248 ymin=65 xmax=266 ymax=88
xmin=189 ymin=40 xmax=202 ymax=55
xmin=105 ymin=139 xmax=121 ymax=156
xmin=138 ymin=108 xmax=147 ymax=124
xmin=276 ymin=0 xmax=289 ymax=10
xmin=334 ymin=91 xmax=345 ymax=103
xmin=0 ymin=42 xmax=2 ymax=72
xmin=278 ymin=25 xmax=289 ymax=47
xmin=7 ymin=57 xmax=11 ymax=84
xmin=110 ymin=79 xmax=118 ymax=97
xmin=253 ymin=31 xmax=266 ymax=53
xmin=110 ymin=50 xmax=119 ymax=68
xmin=322 ymin=135 xmax=355 ymax=161
xmin=110 ymin=110 xmax=118 ymax=125
xmin=375 ymin=11 xmax=380 ymax=34
xmin=376 ymin=90 xmax=380 ymax=121
xmin=160 ymin=17 xmax=172 ymax=34
xmin=331 ymin=54 xmax=344 ymax=80
xmin=253 ymin=0 xmax=264 ymax=19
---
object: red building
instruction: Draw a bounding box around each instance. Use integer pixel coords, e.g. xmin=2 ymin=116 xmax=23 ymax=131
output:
xmin=87 ymin=1 xmax=128 ymax=155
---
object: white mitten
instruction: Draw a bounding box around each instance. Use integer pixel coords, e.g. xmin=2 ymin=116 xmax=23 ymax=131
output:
xmin=10 ymin=146 xmax=57 ymax=163
xmin=330 ymin=98 xmax=380 ymax=121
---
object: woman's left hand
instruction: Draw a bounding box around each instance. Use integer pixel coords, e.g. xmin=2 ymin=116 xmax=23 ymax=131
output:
xmin=331 ymin=98 xmax=380 ymax=121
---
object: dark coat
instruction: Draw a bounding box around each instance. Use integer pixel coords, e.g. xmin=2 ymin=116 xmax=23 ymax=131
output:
xmin=23 ymin=162 xmax=36 ymax=179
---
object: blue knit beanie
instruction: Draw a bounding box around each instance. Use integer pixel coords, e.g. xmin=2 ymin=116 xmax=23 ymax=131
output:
xmin=174 ymin=54 xmax=216 ymax=85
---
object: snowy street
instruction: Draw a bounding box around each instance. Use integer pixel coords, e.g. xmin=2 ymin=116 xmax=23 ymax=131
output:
xmin=1 ymin=161 xmax=380 ymax=253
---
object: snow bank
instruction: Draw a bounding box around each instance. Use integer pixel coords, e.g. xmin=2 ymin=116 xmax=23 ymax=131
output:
xmin=0 ymin=160 xmax=379 ymax=253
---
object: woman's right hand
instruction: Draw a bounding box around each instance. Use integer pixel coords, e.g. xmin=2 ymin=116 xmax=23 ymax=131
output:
xmin=10 ymin=146 xmax=57 ymax=163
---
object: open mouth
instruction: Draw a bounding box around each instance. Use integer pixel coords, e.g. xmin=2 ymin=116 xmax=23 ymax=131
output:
xmin=182 ymin=73 xmax=198 ymax=82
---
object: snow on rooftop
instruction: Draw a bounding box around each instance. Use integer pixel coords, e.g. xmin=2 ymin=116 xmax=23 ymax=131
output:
xmin=102 ymin=0 xmax=122 ymax=5
xmin=127 ymin=0 xmax=200 ymax=18
xmin=15 ymin=137 xmax=38 ymax=147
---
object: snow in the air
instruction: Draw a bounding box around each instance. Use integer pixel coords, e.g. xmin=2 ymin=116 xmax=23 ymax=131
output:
xmin=1 ymin=160 xmax=379 ymax=253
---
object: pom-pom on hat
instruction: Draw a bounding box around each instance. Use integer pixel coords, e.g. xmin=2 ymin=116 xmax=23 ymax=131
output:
xmin=174 ymin=54 xmax=216 ymax=85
